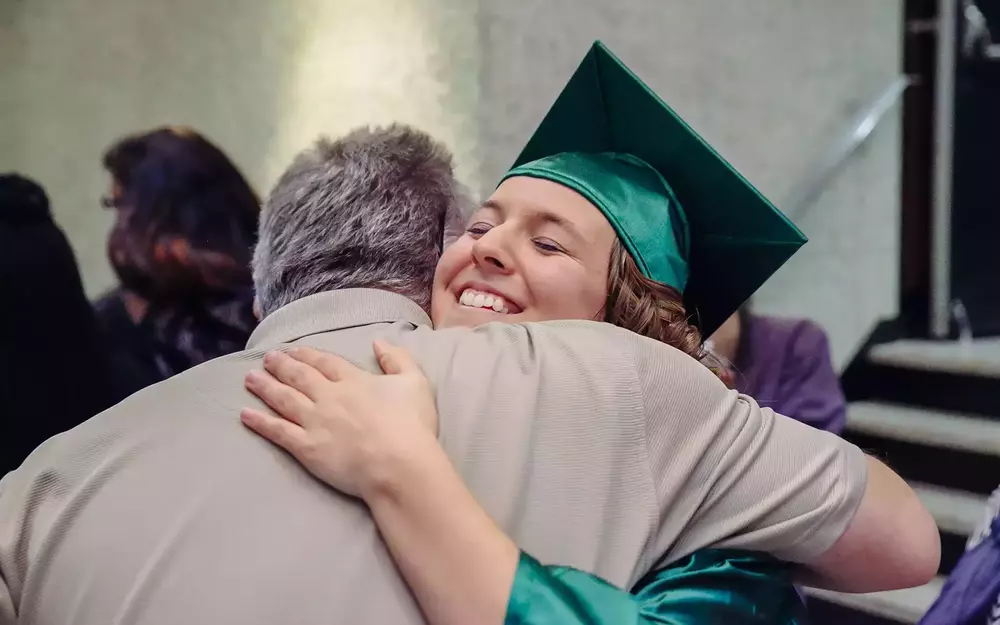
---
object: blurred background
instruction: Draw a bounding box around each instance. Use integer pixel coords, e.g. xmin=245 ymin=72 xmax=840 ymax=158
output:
xmin=3 ymin=1 xmax=1000 ymax=623
xmin=2 ymin=0 xmax=902 ymax=368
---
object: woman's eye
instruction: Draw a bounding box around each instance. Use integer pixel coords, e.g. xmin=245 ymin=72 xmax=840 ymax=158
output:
xmin=467 ymin=222 xmax=492 ymax=237
xmin=533 ymin=239 xmax=564 ymax=254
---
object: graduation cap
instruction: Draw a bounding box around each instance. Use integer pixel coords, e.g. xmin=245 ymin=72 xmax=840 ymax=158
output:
xmin=499 ymin=41 xmax=806 ymax=337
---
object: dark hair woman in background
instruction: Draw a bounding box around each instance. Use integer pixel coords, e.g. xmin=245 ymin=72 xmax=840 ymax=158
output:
xmin=95 ymin=127 xmax=260 ymax=386
xmin=0 ymin=174 xmax=134 ymax=473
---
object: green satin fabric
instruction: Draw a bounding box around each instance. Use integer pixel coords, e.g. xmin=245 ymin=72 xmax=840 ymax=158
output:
xmin=506 ymin=549 xmax=806 ymax=625
xmin=501 ymin=152 xmax=691 ymax=293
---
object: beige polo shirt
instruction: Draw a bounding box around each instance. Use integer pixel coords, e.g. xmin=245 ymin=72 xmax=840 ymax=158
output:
xmin=0 ymin=289 xmax=866 ymax=625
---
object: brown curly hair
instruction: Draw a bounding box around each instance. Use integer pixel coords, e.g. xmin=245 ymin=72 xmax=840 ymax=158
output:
xmin=604 ymin=238 xmax=705 ymax=363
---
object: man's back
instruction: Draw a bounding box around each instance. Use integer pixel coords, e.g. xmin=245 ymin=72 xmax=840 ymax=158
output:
xmin=0 ymin=291 xmax=664 ymax=624
xmin=0 ymin=290 xmax=863 ymax=624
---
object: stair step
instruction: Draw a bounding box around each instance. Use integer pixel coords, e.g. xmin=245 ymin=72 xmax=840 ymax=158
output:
xmin=847 ymin=401 xmax=1000 ymax=456
xmin=805 ymin=576 xmax=945 ymax=624
xmin=912 ymin=482 xmax=987 ymax=537
xmin=869 ymin=339 xmax=1000 ymax=379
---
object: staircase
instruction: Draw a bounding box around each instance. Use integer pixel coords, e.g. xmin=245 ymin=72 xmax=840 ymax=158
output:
xmin=805 ymin=338 xmax=1000 ymax=624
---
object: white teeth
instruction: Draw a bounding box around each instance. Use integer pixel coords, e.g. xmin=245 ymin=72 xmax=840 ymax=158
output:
xmin=459 ymin=289 xmax=511 ymax=314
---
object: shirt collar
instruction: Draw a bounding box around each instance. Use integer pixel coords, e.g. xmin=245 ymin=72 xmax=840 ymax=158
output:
xmin=247 ymin=289 xmax=431 ymax=350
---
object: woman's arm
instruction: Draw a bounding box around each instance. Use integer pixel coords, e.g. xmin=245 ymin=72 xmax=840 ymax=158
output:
xmin=360 ymin=424 xmax=808 ymax=625
xmin=325 ymin=413 xmax=806 ymax=625
xmin=512 ymin=550 xmax=806 ymax=625
xmin=243 ymin=344 xmax=808 ymax=625
xmin=363 ymin=418 xmax=520 ymax=625
xmin=242 ymin=343 xmax=518 ymax=625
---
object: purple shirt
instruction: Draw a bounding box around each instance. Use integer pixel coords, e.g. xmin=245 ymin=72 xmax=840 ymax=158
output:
xmin=918 ymin=486 xmax=1000 ymax=625
xmin=732 ymin=316 xmax=846 ymax=435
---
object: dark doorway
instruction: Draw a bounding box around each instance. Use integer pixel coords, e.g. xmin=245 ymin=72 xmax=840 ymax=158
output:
xmin=949 ymin=0 xmax=1000 ymax=336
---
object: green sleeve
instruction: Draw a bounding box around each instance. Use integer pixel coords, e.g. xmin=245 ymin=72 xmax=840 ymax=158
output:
xmin=505 ymin=549 xmax=807 ymax=625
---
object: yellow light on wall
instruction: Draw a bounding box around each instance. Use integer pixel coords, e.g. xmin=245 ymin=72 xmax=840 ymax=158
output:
xmin=267 ymin=0 xmax=483 ymax=193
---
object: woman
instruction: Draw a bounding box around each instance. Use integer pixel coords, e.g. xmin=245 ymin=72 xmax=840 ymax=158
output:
xmin=241 ymin=44 xmax=810 ymax=624
xmin=707 ymin=303 xmax=847 ymax=434
xmin=95 ymin=126 xmax=260 ymax=387
xmin=0 ymin=174 xmax=136 ymax=472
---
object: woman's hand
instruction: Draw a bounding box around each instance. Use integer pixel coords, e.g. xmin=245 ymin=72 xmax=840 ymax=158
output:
xmin=245 ymin=341 xmax=520 ymax=625
xmin=241 ymin=340 xmax=440 ymax=499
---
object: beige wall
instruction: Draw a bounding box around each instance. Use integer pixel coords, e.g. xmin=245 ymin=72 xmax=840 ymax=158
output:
xmin=1 ymin=0 xmax=482 ymax=296
xmin=3 ymin=0 xmax=902 ymax=367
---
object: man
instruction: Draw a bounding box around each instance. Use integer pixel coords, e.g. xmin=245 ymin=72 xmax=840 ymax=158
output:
xmin=0 ymin=123 xmax=935 ymax=624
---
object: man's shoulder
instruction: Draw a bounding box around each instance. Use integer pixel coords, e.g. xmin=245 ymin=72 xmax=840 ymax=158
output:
xmin=7 ymin=351 xmax=260 ymax=482
xmin=395 ymin=321 xmax=711 ymax=401
xmin=0 ymin=349 xmax=266 ymax=558
xmin=749 ymin=316 xmax=829 ymax=350
xmin=404 ymin=319 xmax=689 ymax=358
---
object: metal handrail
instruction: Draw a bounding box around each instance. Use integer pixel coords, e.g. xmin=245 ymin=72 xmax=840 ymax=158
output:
xmin=784 ymin=76 xmax=912 ymax=220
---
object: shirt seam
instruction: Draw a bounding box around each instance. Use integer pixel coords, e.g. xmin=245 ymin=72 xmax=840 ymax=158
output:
xmin=628 ymin=339 xmax=669 ymax=580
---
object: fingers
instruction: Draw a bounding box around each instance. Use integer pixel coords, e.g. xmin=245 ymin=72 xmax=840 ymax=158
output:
xmin=245 ymin=370 xmax=311 ymax=425
xmin=262 ymin=351 xmax=331 ymax=401
xmin=286 ymin=347 xmax=362 ymax=382
xmin=372 ymin=340 xmax=422 ymax=376
xmin=241 ymin=408 xmax=309 ymax=452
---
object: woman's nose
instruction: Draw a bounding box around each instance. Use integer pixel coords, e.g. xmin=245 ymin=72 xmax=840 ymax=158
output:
xmin=472 ymin=232 xmax=513 ymax=274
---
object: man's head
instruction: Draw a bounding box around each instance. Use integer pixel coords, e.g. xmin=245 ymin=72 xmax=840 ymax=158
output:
xmin=253 ymin=124 xmax=469 ymax=318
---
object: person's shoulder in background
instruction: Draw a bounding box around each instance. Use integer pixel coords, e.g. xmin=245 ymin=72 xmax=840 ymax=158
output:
xmin=743 ymin=315 xmax=847 ymax=435
xmin=92 ymin=289 xmax=162 ymax=396
xmin=771 ymin=317 xmax=835 ymax=370
xmin=747 ymin=316 xmax=828 ymax=357
xmin=918 ymin=484 xmax=1000 ymax=625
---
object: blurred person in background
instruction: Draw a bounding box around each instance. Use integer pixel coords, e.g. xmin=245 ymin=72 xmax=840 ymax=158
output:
xmin=706 ymin=302 xmax=847 ymax=434
xmin=95 ymin=127 xmax=260 ymax=387
xmin=918 ymin=484 xmax=1000 ymax=625
xmin=0 ymin=174 xmax=138 ymax=474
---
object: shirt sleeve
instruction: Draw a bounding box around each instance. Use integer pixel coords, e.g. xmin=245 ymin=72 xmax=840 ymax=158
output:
xmin=0 ymin=570 xmax=11 ymax=625
xmin=0 ymin=578 xmax=11 ymax=625
xmin=0 ymin=473 xmax=19 ymax=625
xmin=626 ymin=333 xmax=868 ymax=566
xmin=505 ymin=549 xmax=806 ymax=625
xmin=0 ymin=436 xmax=70 ymax=625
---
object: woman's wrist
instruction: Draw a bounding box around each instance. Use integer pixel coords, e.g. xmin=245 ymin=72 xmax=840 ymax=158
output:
xmin=361 ymin=430 xmax=521 ymax=625
xmin=359 ymin=428 xmax=449 ymax=505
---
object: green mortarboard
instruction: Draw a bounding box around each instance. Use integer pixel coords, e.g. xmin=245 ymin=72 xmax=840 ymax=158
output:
xmin=500 ymin=41 xmax=806 ymax=337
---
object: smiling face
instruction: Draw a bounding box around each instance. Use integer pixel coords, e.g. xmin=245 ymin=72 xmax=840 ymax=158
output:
xmin=431 ymin=176 xmax=618 ymax=328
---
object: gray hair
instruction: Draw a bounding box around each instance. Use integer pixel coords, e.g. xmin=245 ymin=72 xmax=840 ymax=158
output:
xmin=253 ymin=124 xmax=470 ymax=317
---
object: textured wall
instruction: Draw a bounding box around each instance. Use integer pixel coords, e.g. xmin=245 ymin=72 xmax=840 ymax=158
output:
xmin=479 ymin=0 xmax=903 ymax=369
xmin=1 ymin=0 xmax=482 ymax=296
xmin=4 ymin=0 xmax=901 ymax=366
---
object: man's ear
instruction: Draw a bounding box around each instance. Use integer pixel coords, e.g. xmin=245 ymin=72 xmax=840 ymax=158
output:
xmin=253 ymin=297 xmax=261 ymax=321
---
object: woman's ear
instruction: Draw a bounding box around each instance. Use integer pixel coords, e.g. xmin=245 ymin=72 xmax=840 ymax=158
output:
xmin=253 ymin=298 xmax=261 ymax=320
